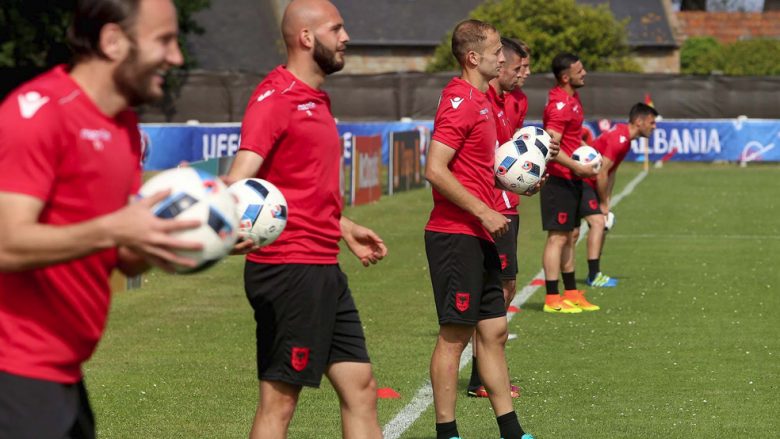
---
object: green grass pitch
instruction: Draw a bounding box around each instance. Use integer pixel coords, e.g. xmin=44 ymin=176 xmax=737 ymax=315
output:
xmin=86 ymin=162 xmax=779 ymax=438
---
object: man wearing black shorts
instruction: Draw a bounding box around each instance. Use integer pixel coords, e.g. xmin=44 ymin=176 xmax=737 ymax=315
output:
xmin=540 ymin=53 xmax=600 ymax=314
xmin=227 ymin=1 xmax=386 ymax=438
xmin=0 ymin=1 xmax=200 ymax=437
xmin=425 ymin=20 xmax=533 ymax=439
xmin=467 ymin=38 xmax=549 ymax=399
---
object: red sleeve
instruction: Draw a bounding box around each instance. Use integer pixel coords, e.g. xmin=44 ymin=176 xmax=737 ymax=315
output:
xmin=239 ymin=94 xmax=290 ymax=158
xmin=432 ymin=98 xmax=472 ymax=150
xmin=0 ymin=95 xmax=62 ymax=200
xmin=543 ymin=100 xmax=568 ymax=134
xmin=599 ymin=131 xmax=620 ymax=162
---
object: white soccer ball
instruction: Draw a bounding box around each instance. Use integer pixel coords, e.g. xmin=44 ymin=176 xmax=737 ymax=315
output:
xmin=495 ymin=137 xmax=547 ymax=194
xmin=228 ymin=178 xmax=288 ymax=247
xmin=572 ymin=145 xmax=603 ymax=173
xmin=605 ymin=211 xmax=615 ymax=231
xmin=139 ymin=167 xmax=240 ymax=274
xmin=513 ymin=126 xmax=553 ymax=162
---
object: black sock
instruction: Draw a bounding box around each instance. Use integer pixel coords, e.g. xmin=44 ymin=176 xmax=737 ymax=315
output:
xmin=497 ymin=411 xmax=525 ymax=439
xmin=562 ymin=271 xmax=577 ymax=291
xmin=436 ymin=420 xmax=459 ymax=439
xmin=468 ymin=356 xmax=481 ymax=388
xmin=545 ymin=279 xmax=559 ymax=296
xmin=588 ymin=258 xmax=600 ymax=280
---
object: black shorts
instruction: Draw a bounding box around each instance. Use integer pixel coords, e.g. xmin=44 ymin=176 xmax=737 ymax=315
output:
xmin=244 ymin=262 xmax=370 ymax=388
xmin=540 ymin=175 xmax=583 ymax=231
xmin=580 ymin=183 xmax=602 ymax=217
xmin=0 ymin=372 xmax=94 ymax=439
xmin=494 ymin=214 xmax=519 ymax=280
xmin=424 ymin=231 xmax=506 ymax=325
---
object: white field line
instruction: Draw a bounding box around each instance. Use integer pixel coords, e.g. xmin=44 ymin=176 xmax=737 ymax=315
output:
xmin=381 ymin=170 xmax=648 ymax=439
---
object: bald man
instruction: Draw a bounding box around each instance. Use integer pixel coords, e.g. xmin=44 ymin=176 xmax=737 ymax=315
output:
xmin=227 ymin=1 xmax=386 ymax=438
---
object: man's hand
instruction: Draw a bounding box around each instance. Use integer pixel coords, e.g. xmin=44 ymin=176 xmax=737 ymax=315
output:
xmin=109 ymin=190 xmax=203 ymax=270
xmin=523 ymin=174 xmax=549 ymax=197
xmin=548 ymin=137 xmax=561 ymax=160
xmin=230 ymin=237 xmax=258 ymax=255
xmin=342 ymin=218 xmax=387 ymax=267
xmin=479 ymin=208 xmax=510 ymax=238
xmin=573 ymin=162 xmax=598 ymax=179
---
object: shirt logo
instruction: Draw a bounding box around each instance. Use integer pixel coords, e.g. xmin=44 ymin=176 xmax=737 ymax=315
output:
xmin=619 ymin=135 xmax=627 ymax=143
xmin=297 ymin=101 xmax=316 ymax=116
xmin=18 ymin=91 xmax=50 ymax=119
xmin=80 ymin=128 xmax=112 ymax=151
xmin=556 ymin=102 xmax=566 ymax=111
xmin=257 ymin=89 xmax=275 ymax=102
xmin=450 ymin=97 xmax=464 ymax=109
xmin=573 ymin=104 xmax=580 ymax=113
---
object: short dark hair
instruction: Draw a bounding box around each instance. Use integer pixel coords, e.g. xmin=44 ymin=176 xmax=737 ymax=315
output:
xmin=68 ymin=0 xmax=141 ymax=61
xmin=551 ymin=52 xmax=580 ymax=81
xmin=500 ymin=37 xmax=527 ymax=59
xmin=451 ymin=19 xmax=497 ymax=66
xmin=629 ymin=102 xmax=659 ymax=122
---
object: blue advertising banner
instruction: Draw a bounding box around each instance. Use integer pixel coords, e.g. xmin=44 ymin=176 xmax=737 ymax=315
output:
xmin=142 ymin=123 xmax=241 ymax=170
xmin=140 ymin=119 xmax=779 ymax=171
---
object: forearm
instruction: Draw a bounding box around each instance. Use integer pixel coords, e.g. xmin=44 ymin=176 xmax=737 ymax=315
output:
xmin=553 ymin=152 xmax=580 ymax=172
xmin=596 ymin=173 xmax=610 ymax=209
xmin=340 ymin=216 xmax=356 ymax=240
xmin=0 ymin=215 xmax=115 ymax=272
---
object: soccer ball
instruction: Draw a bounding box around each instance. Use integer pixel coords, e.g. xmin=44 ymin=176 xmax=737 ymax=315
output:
xmin=494 ymin=138 xmax=547 ymax=194
xmin=572 ymin=145 xmax=603 ymax=173
xmin=228 ymin=178 xmax=288 ymax=247
xmin=139 ymin=167 xmax=240 ymax=274
xmin=513 ymin=126 xmax=553 ymax=162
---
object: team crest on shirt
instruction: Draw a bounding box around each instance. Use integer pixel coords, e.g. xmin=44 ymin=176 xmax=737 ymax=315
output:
xmin=450 ymin=97 xmax=464 ymax=109
xmin=555 ymin=102 xmax=566 ymax=111
xmin=17 ymin=91 xmax=50 ymax=119
xmin=619 ymin=135 xmax=627 ymax=143
xmin=455 ymin=292 xmax=470 ymax=312
xmin=573 ymin=104 xmax=580 ymax=113
xmin=291 ymin=347 xmax=310 ymax=372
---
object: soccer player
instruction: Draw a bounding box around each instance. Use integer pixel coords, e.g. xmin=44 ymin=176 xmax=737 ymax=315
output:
xmin=226 ymin=1 xmax=386 ymax=438
xmin=592 ymin=102 xmax=659 ymax=252
xmin=425 ymin=20 xmax=533 ymax=439
xmin=540 ymin=52 xmax=600 ymax=314
xmin=467 ymin=38 xmax=557 ymax=400
xmin=0 ymin=1 xmax=201 ymax=437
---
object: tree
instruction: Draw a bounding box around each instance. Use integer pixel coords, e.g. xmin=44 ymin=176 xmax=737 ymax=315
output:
xmin=0 ymin=0 xmax=210 ymax=68
xmin=427 ymin=0 xmax=640 ymax=74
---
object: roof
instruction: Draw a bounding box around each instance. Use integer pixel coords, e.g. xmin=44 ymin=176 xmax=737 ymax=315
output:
xmin=577 ymin=0 xmax=678 ymax=47
xmin=331 ymin=0 xmax=483 ymax=46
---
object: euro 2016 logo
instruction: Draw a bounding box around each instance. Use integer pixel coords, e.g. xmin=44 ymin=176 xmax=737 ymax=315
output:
xmin=521 ymin=161 xmax=541 ymax=178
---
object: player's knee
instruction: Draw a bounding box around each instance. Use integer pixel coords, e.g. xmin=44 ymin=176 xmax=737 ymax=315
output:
xmin=547 ymin=232 xmax=568 ymax=247
xmin=589 ymin=214 xmax=605 ymax=228
xmin=263 ymin=394 xmax=297 ymax=421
